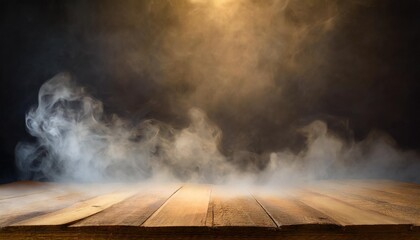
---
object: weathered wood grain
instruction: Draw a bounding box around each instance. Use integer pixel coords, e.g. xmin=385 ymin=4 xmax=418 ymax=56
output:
xmin=292 ymin=189 xmax=406 ymax=227
xmin=71 ymin=185 xmax=180 ymax=227
xmin=12 ymin=190 xmax=138 ymax=226
xmin=0 ymin=181 xmax=55 ymax=200
xmin=339 ymin=179 xmax=420 ymax=191
xmin=253 ymin=193 xmax=338 ymax=229
xmin=143 ymin=185 xmax=211 ymax=227
xmin=0 ymin=189 xmax=95 ymax=227
xmin=305 ymin=183 xmax=420 ymax=226
xmin=0 ymin=180 xmax=419 ymax=240
xmin=337 ymin=180 xmax=420 ymax=201
xmin=320 ymin=181 xmax=420 ymax=209
xmin=0 ymin=183 xmax=125 ymax=227
xmin=209 ymin=187 xmax=276 ymax=227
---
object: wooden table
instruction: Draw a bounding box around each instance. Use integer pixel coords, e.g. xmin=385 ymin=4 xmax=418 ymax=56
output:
xmin=0 ymin=180 xmax=419 ymax=239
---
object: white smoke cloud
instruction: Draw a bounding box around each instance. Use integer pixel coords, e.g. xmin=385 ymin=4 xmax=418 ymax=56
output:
xmin=15 ymin=74 xmax=420 ymax=184
xmin=15 ymin=73 xmax=230 ymax=182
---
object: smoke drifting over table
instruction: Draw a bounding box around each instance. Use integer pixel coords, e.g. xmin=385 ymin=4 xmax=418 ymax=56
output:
xmin=16 ymin=74 xmax=419 ymax=183
xmin=3 ymin=0 xmax=420 ymax=183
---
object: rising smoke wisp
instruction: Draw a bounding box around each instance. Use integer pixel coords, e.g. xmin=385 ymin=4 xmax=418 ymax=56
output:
xmin=16 ymin=73 xmax=232 ymax=182
xmin=14 ymin=0 xmax=420 ymax=183
xmin=16 ymin=73 xmax=419 ymax=183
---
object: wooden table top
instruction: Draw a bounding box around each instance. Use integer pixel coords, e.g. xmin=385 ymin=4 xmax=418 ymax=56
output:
xmin=0 ymin=179 xmax=419 ymax=239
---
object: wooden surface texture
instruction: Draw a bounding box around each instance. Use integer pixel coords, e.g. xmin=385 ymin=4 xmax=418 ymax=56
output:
xmin=0 ymin=180 xmax=419 ymax=239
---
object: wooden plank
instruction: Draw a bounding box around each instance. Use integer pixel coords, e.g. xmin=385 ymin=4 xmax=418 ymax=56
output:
xmin=379 ymin=180 xmax=420 ymax=190
xmin=337 ymin=179 xmax=420 ymax=200
xmin=0 ymin=189 xmax=94 ymax=227
xmin=0 ymin=181 xmax=55 ymax=200
xmin=0 ymin=180 xmax=419 ymax=239
xmin=71 ymin=185 xmax=180 ymax=227
xmin=12 ymin=190 xmax=137 ymax=226
xmin=293 ymin=189 xmax=406 ymax=227
xmin=305 ymin=183 xmax=420 ymax=226
xmin=253 ymin=193 xmax=339 ymax=229
xmin=0 ymin=183 xmax=124 ymax=227
xmin=208 ymin=187 xmax=276 ymax=227
xmin=321 ymin=181 xmax=420 ymax=209
xmin=143 ymin=185 xmax=211 ymax=227
xmin=341 ymin=179 xmax=420 ymax=191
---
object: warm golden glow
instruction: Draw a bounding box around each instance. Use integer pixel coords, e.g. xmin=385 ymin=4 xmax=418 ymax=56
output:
xmin=190 ymin=0 xmax=235 ymax=8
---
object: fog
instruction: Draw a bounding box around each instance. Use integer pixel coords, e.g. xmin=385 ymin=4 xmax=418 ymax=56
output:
xmin=14 ymin=0 xmax=420 ymax=183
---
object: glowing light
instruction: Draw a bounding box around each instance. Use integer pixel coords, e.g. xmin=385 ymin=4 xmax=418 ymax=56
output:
xmin=190 ymin=0 xmax=235 ymax=8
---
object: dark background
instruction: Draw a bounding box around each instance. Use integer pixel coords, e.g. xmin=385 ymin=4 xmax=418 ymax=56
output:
xmin=1 ymin=0 xmax=420 ymax=183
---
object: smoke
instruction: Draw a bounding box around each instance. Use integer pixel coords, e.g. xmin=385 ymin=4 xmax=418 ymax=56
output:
xmin=16 ymin=73 xmax=419 ymax=183
xmin=15 ymin=73 xmax=231 ymax=182
xmin=98 ymin=0 xmax=362 ymax=153
xmin=14 ymin=0 xmax=420 ymax=183
xmin=265 ymin=121 xmax=420 ymax=184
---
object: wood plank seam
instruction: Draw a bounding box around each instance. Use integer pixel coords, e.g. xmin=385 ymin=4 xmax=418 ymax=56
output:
xmin=10 ymin=190 xmax=139 ymax=226
xmin=0 ymin=184 xmax=129 ymax=227
xmin=250 ymin=193 xmax=279 ymax=228
xmin=300 ymin=189 xmax=408 ymax=225
xmin=69 ymin=185 xmax=184 ymax=227
xmin=304 ymin=188 xmax=407 ymax=221
xmin=1 ymin=180 xmax=419 ymax=237
xmin=325 ymin=182 xmax=420 ymax=209
xmin=305 ymin=184 xmax=420 ymax=225
xmin=142 ymin=185 xmax=212 ymax=226
xmin=138 ymin=185 xmax=184 ymax=227
xmin=205 ymin=188 xmax=213 ymax=227
xmin=335 ymin=181 xmax=418 ymax=203
xmin=254 ymin=192 xmax=341 ymax=228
